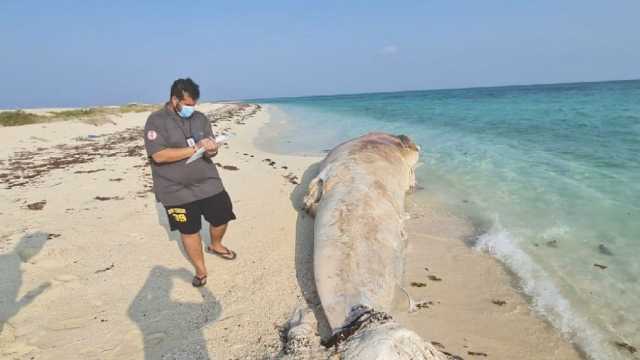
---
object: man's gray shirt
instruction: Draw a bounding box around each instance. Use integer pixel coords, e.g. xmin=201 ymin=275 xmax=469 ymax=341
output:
xmin=144 ymin=105 xmax=224 ymax=206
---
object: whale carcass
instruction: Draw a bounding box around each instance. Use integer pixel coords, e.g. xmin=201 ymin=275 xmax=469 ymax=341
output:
xmin=301 ymin=132 xmax=446 ymax=359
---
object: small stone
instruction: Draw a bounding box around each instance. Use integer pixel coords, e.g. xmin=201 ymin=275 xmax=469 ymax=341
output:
xmin=598 ymin=244 xmax=614 ymax=256
xmin=27 ymin=201 xmax=47 ymax=210
xmin=545 ymin=240 xmax=558 ymax=248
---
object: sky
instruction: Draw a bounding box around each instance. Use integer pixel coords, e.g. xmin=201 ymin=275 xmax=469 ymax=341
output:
xmin=1 ymin=0 xmax=639 ymax=108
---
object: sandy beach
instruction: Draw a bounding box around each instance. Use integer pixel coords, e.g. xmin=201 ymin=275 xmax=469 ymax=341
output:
xmin=0 ymin=104 xmax=583 ymax=359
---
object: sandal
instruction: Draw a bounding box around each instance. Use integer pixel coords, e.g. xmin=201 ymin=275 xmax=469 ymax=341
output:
xmin=192 ymin=274 xmax=207 ymax=287
xmin=206 ymin=246 xmax=237 ymax=260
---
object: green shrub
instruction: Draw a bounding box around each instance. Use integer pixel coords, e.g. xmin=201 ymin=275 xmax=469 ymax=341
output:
xmin=1 ymin=104 xmax=159 ymax=127
xmin=0 ymin=110 xmax=46 ymax=126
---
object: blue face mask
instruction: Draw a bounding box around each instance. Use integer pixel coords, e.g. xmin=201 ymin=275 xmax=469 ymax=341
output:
xmin=177 ymin=105 xmax=195 ymax=118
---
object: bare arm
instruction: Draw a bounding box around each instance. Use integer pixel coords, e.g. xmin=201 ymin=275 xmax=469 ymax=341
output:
xmin=151 ymin=147 xmax=196 ymax=164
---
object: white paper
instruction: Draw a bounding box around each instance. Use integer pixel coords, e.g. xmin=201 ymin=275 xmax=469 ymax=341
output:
xmin=214 ymin=134 xmax=229 ymax=144
xmin=186 ymin=135 xmax=230 ymax=164
xmin=185 ymin=147 xmax=206 ymax=164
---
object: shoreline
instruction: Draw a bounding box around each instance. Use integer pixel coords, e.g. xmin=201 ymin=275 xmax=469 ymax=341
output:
xmin=397 ymin=196 xmax=584 ymax=359
xmin=257 ymin=105 xmax=585 ymax=359
xmin=0 ymin=103 xmax=583 ymax=359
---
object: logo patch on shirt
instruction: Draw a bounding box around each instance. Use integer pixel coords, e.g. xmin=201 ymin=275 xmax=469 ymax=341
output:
xmin=147 ymin=130 xmax=158 ymax=141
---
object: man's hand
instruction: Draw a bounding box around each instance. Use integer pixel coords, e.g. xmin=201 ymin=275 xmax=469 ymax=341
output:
xmin=198 ymin=137 xmax=219 ymax=157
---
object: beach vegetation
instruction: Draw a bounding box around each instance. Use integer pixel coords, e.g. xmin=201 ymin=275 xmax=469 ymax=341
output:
xmin=0 ymin=110 xmax=47 ymax=126
xmin=0 ymin=104 xmax=160 ymax=127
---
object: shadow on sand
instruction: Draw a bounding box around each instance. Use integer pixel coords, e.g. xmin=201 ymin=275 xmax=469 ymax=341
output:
xmin=0 ymin=232 xmax=51 ymax=337
xmin=127 ymin=266 xmax=222 ymax=360
xmin=289 ymin=162 xmax=333 ymax=340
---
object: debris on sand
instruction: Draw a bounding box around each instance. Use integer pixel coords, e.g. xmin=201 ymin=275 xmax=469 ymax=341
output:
xmin=27 ymin=200 xmax=47 ymax=210
xmin=95 ymin=263 xmax=115 ymax=274
xmin=427 ymin=275 xmax=442 ymax=282
xmin=94 ymin=196 xmax=124 ymax=201
xmin=614 ymin=341 xmax=637 ymax=354
xmin=73 ymin=169 xmax=105 ymax=174
xmin=2 ymin=127 xmax=143 ymax=189
xmin=416 ymin=300 xmax=434 ymax=309
xmin=491 ymin=299 xmax=507 ymax=306
xmin=205 ymin=103 xmax=261 ymax=124
xmin=467 ymin=351 xmax=488 ymax=357
xmin=283 ymin=173 xmax=299 ymax=185
xmin=410 ymin=282 xmax=427 ymax=287
xmin=222 ymin=165 xmax=239 ymax=171
xmin=593 ymin=263 xmax=608 ymax=270
xmin=442 ymin=350 xmax=465 ymax=360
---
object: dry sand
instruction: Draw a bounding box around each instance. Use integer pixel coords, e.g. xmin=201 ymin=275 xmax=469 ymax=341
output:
xmin=0 ymin=103 xmax=582 ymax=359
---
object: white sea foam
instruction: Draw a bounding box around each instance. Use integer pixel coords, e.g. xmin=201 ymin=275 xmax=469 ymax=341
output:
xmin=474 ymin=220 xmax=626 ymax=360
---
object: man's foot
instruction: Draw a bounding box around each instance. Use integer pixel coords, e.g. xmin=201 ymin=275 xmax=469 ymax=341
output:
xmin=192 ymin=274 xmax=207 ymax=287
xmin=206 ymin=246 xmax=237 ymax=260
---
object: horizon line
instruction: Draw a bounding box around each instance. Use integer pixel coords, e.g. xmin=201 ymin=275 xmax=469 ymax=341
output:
xmin=2 ymin=77 xmax=638 ymax=111
xmin=241 ymin=77 xmax=640 ymax=103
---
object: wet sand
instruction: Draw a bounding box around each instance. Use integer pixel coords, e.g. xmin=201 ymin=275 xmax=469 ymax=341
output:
xmin=394 ymin=196 xmax=584 ymax=359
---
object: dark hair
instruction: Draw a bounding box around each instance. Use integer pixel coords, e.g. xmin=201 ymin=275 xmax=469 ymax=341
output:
xmin=170 ymin=78 xmax=200 ymax=101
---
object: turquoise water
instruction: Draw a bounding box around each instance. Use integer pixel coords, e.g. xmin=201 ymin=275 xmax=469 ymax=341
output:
xmin=256 ymin=80 xmax=640 ymax=359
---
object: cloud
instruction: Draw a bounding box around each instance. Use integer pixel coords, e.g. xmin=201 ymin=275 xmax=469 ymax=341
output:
xmin=381 ymin=45 xmax=399 ymax=55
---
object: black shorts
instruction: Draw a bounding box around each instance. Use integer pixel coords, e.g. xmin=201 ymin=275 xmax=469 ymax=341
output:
xmin=164 ymin=191 xmax=236 ymax=235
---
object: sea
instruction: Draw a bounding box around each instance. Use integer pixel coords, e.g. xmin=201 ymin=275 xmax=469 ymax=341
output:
xmin=253 ymin=80 xmax=640 ymax=359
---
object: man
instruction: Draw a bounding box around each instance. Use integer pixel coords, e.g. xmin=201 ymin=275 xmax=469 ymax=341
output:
xmin=144 ymin=78 xmax=236 ymax=288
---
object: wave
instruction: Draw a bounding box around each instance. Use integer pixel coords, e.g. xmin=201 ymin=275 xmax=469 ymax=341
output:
xmin=474 ymin=220 xmax=625 ymax=360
